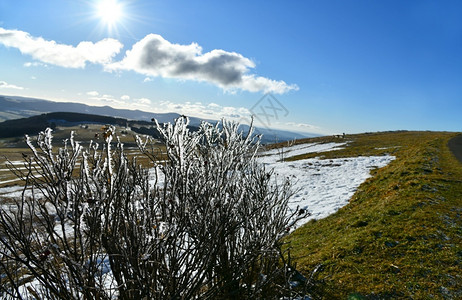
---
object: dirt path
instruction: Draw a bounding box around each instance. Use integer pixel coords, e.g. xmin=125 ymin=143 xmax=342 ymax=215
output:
xmin=448 ymin=134 xmax=462 ymax=164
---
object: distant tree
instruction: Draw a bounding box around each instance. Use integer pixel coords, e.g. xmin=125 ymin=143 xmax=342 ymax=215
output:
xmin=0 ymin=117 xmax=308 ymax=299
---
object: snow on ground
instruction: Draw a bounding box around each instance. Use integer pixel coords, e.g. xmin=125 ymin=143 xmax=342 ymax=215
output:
xmin=1 ymin=142 xmax=395 ymax=226
xmin=0 ymin=185 xmax=25 ymax=198
xmin=258 ymin=142 xmax=395 ymax=225
xmin=0 ymin=141 xmax=395 ymax=297
xmin=259 ymin=142 xmax=346 ymax=162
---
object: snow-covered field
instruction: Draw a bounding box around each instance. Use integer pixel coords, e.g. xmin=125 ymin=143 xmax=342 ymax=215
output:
xmin=258 ymin=142 xmax=395 ymax=224
xmin=0 ymin=141 xmax=395 ymax=297
xmin=1 ymin=142 xmax=395 ymax=225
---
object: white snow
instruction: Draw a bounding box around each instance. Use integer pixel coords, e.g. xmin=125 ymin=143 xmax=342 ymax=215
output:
xmin=0 ymin=178 xmax=22 ymax=185
xmin=259 ymin=142 xmax=346 ymax=163
xmin=0 ymin=185 xmax=42 ymax=203
xmin=258 ymin=142 xmax=395 ymax=225
xmin=0 ymin=185 xmax=24 ymax=196
xmin=0 ymin=140 xmax=396 ymax=297
xmin=1 ymin=142 xmax=395 ymax=227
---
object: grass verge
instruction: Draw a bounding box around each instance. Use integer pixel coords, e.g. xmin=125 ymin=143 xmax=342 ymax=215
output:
xmin=285 ymin=131 xmax=462 ymax=298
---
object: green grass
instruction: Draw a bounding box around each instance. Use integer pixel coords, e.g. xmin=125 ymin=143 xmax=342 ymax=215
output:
xmin=284 ymin=131 xmax=462 ymax=298
xmin=1 ymin=130 xmax=461 ymax=297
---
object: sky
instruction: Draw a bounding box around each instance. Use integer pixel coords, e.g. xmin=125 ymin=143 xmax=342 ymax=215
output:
xmin=0 ymin=0 xmax=461 ymax=135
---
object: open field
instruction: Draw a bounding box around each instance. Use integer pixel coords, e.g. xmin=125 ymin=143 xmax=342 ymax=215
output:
xmin=0 ymin=125 xmax=165 ymax=188
xmin=282 ymin=131 xmax=462 ymax=298
xmin=1 ymin=130 xmax=460 ymax=298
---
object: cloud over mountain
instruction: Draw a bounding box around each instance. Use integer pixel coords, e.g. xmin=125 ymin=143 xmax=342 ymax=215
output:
xmin=107 ymin=34 xmax=298 ymax=94
xmin=0 ymin=80 xmax=24 ymax=90
xmin=0 ymin=27 xmax=123 ymax=68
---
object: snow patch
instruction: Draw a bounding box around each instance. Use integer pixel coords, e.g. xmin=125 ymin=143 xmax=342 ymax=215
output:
xmin=258 ymin=142 xmax=395 ymax=225
xmin=259 ymin=142 xmax=346 ymax=164
xmin=1 ymin=142 xmax=394 ymax=228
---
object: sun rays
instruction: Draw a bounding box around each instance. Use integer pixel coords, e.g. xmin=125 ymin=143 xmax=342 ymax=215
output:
xmin=97 ymin=0 xmax=123 ymax=25
xmin=92 ymin=0 xmax=130 ymax=37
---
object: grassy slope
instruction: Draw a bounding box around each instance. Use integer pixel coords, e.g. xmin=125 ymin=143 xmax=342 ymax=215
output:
xmin=1 ymin=130 xmax=460 ymax=297
xmin=284 ymin=131 xmax=462 ymax=298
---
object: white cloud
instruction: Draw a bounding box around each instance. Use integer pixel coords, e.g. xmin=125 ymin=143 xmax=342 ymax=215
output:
xmin=2 ymin=27 xmax=298 ymax=94
xmin=0 ymin=27 xmax=123 ymax=68
xmin=155 ymin=100 xmax=253 ymax=121
xmin=86 ymin=92 xmax=151 ymax=107
xmin=101 ymin=98 xmax=124 ymax=105
xmin=286 ymin=122 xmax=320 ymax=130
xmin=107 ymin=34 xmax=298 ymax=94
xmin=97 ymin=95 xmax=123 ymax=105
xmin=0 ymin=80 xmax=24 ymax=90
xmin=136 ymin=97 xmax=151 ymax=105
xmin=87 ymin=91 xmax=100 ymax=96
xmin=240 ymin=75 xmax=298 ymax=94
xmin=24 ymin=61 xmax=48 ymax=68
xmin=85 ymin=91 xmax=123 ymax=105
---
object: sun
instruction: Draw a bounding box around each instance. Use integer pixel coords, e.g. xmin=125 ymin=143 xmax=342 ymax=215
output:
xmin=90 ymin=0 xmax=137 ymax=37
xmin=97 ymin=0 xmax=123 ymax=25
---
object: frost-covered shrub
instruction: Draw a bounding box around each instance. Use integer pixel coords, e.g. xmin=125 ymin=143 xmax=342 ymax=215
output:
xmin=0 ymin=117 xmax=308 ymax=299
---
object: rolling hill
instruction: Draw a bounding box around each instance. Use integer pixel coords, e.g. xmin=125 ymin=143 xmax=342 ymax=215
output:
xmin=0 ymin=95 xmax=313 ymax=143
xmin=279 ymin=131 xmax=462 ymax=298
xmin=0 ymin=111 xmax=165 ymax=140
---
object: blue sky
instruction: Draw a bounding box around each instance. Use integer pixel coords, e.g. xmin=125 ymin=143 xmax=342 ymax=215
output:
xmin=0 ymin=0 xmax=461 ymax=135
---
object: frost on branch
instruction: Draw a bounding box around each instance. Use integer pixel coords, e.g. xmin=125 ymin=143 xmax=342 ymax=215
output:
xmin=0 ymin=117 xmax=309 ymax=299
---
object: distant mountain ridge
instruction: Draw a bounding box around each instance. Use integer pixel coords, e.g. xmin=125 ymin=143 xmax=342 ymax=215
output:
xmin=0 ymin=95 xmax=315 ymax=143
xmin=0 ymin=95 xmax=184 ymax=124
